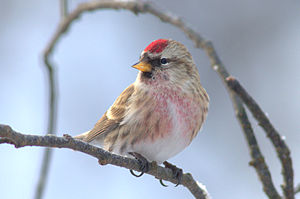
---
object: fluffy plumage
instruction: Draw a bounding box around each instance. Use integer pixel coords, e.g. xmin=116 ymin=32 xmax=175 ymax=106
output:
xmin=75 ymin=39 xmax=209 ymax=164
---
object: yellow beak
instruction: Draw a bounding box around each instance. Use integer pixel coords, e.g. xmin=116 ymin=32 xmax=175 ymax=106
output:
xmin=132 ymin=61 xmax=152 ymax=72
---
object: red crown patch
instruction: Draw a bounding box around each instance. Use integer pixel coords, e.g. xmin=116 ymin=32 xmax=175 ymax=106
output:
xmin=144 ymin=39 xmax=168 ymax=54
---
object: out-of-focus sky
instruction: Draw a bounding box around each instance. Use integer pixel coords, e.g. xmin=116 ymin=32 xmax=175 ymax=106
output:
xmin=0 ymin=0 xmax=300 ymax=198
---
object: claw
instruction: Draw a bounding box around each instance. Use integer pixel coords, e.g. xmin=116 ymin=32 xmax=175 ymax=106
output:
xmin=159 ymin=179 xmax=168 ymax=187
xmin=128 ymin=152 xmax=150 ymax=177
xmin=130 ymin=169 xmax=144 ymax=177
xmin=163 ymin=161 xmax=183 ymax=187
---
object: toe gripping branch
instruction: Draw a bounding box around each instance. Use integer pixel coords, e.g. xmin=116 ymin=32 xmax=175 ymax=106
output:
xmin=128 ymin=152 xmax=183 ymax=188
xmin=161 ymin=161 xmax=183 ymax=187
xmin=128 ymin=152 xmax=150 ymax=177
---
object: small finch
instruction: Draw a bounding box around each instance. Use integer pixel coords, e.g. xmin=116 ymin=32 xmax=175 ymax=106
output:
xmin=75 ymin=39 xmax=209 ymax=179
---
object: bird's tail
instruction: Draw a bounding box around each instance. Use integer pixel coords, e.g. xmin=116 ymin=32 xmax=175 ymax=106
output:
xmin=74 ymin=130 xmax=90 ymax=142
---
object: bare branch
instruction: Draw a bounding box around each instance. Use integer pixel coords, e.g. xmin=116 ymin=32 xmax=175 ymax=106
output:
xmin=226 ymin=76 xmax=294 ymax=199
xmin=34 ymin=0 xmax=66 ymax=197
xmin=43 ymin=1 xmax=207 ymax=59
xmin=201 ymin=40 xmax=282 ymax=199
xmin=34 ymin=62 xmax=56 ymax=199
xmin=0 ymin=137 xmax=18 ymax=145
xmin=0 ymin=124 xmax=209 ymax=199
xmin=60 ymin=0 xmax=68 ymax=18
xmin=230 ymin=95 xmax=281 ymax=199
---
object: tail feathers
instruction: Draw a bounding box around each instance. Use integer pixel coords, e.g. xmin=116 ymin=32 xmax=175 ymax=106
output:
xmin=74 ymin=130 xmax=91 ymax=142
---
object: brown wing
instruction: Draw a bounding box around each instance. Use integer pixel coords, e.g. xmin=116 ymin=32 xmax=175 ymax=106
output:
xmin=83 ymin=84 xmax=135 ymax=143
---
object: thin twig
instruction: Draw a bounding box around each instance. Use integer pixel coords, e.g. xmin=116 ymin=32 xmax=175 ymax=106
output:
xmin=34 ymin=1 xmax=65 ymax=198
xmin=34 ymin=54 xmax=58 ymax=199
xmin=0 ymin=124 xmax=209 ymax=199
xmin=202 ymin=42 xmax=282 ymax=198
xmin=206 ymin=47 xmax=281 ymax=198
xmin=34 ymin=41 xmax=58 ymax=199
xmin=230 ymin=95 xmax=281 ymax=199
xmin=226 ymin=76 xmax=294 ymax=199
xmin=60 ymin=0 xmax=68 ymax=18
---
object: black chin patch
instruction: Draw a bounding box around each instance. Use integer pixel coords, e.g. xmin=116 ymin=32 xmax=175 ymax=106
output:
xmin=142 ymin=72 xmax=153 ymax=79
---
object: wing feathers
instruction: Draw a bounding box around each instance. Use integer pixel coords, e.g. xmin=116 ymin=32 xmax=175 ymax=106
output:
xmin=81 ymin=84 xmax=135 ymax=143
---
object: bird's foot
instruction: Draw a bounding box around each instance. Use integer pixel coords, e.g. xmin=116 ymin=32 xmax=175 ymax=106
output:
xmin=128 ymin=152 xmax=150 ymax=177
xmin=162 ymin=161 xmax=183 ymax=187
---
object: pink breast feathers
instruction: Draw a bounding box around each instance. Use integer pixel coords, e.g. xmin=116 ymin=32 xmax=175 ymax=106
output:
xmin=151 ymin=88 xmax=200 ymax=140
xmin=170 ymin=91 xmax=200 ymax=135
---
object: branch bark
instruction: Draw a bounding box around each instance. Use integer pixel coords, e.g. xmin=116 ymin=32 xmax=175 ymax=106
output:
xmin=226 ymin=76 xmax=294 ymax=199
xmin=0 ymin=124 xmax=209 ymax=199
xmin=230 ymin=95 xmax=281 ymax=199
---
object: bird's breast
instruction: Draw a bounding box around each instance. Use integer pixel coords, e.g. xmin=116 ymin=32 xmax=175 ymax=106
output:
xmin=150 ymin=87 xmax=202 ymax=139
xmin=126 ymin=86 xmax=204 ymax=163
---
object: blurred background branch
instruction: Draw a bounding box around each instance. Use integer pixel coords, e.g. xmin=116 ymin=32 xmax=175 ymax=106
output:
xmin=228 ymin=94 xmax=280 ymax=198
xmin=60 ymin=0 xmax=68 ymax=18
xmin=226 ymin=76 xmax=294 ymax=199
xmin=33 ymin=1 xmax=69 ymax=199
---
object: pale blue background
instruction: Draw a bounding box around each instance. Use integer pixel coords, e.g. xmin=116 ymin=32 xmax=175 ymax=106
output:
xmin=0 ymin=0 xmax=300 ymax=199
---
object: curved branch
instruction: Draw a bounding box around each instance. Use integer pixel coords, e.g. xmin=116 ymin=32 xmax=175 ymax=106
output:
xmin=230 ymin=95 xmax=281 ymax=199
xmin=35 ymin=12 xmax=58 ymax=199
xmin=0 ymin=124 xmax=209 ymax=199
xmin=226 ymin=76 xmax=294 ymax=199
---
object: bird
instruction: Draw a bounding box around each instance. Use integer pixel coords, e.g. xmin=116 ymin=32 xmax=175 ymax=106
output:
xmin=75 ymin=39 xmax=209 ymax=184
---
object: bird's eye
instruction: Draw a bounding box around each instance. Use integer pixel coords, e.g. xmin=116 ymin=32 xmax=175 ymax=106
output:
xmin=160 ymin=58 xmax=168 ymax=65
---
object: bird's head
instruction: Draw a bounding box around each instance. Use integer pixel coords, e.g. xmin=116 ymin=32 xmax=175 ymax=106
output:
xmin=133 ymin=39 xmax=201 ymax=89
